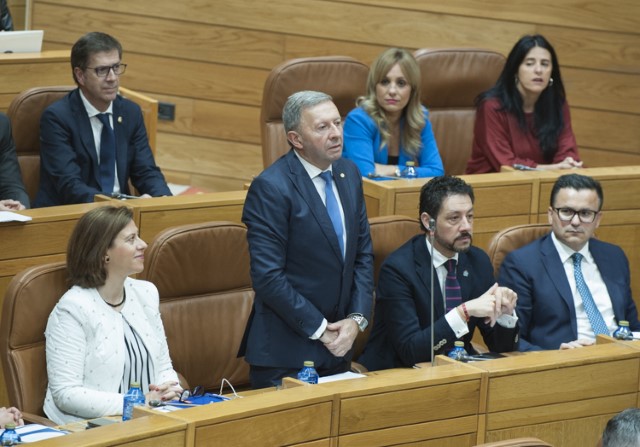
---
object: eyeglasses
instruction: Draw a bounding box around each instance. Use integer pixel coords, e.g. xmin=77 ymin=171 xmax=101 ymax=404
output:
xmin=178 ymin=385 xmax=203 ymax=403
xmin=85 ymin=63 xmax=127 ymax=77
xmin=554 ymin=207 xmax=599 ymax=223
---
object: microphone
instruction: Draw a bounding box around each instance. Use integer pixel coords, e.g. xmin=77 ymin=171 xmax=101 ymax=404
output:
xmin=428 ymin=218 xmax=436 ymax=366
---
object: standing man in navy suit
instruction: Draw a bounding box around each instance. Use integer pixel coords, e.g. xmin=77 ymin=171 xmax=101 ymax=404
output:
xmin=499 ymin=173 xmax=640 ymax=351
xmin=240 ymin=91 xmax=374 ymax=388
xmin=35 ymin=32 xmax=170 ymax=207
xmin=359 ymin=176 xmax=518 ymax=371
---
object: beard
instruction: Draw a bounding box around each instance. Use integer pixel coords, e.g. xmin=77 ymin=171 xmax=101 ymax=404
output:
xmin=434 ymin=231 xmax=473 ymax=254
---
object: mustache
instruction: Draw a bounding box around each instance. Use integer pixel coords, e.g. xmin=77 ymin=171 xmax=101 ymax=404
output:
xmin=455 ymin=232 xmax=472 ymax=242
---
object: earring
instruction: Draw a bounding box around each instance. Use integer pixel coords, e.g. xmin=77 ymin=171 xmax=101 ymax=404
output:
xmin=105 ymin=255 xmax=110 ymax=263
xmin=548 ymin=78 xmax=554 ymax=87
xmin=515 ymin=75 xmax=519 ymax=85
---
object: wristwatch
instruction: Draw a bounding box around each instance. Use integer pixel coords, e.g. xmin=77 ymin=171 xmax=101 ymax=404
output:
xmin=348 ymin=313 xmax=368 ymax=332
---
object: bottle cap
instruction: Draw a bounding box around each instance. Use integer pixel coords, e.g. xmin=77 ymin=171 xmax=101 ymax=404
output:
xmin=406 ymin=161 xmax=415 ymax=166
xmin=454 ymin=341 xmax=464 ymax=347
xmin=4 ymin=423 xmax=15 ymax=429
xmin=619 ymin=320 xmax=630 ymax=327
xmin=303 ymin=360 xmax=315 ymax=367
xmin=130 ymin=381 xmax=141 ymax=387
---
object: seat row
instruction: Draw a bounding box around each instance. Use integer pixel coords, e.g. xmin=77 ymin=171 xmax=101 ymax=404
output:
xmin=0 ymin=216 xmax=547 ymax=423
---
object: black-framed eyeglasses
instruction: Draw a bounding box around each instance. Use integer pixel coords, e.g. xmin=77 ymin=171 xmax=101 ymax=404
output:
xmin=554 ymin=207 xmax=599 ymax=223
xmin=178 ymin=385 xmax=203 ymax=403
xmin=85 ymin=63 xmax=127 ymax=77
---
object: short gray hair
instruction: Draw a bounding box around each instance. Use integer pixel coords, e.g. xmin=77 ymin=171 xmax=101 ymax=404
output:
xmin=283 ymin=91 xmax=333 ymax=133
xmin=603 ymin=408 xmax=640 ymax=447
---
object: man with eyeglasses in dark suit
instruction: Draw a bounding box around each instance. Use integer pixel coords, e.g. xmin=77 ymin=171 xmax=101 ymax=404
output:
xmin=499 ymin=173 xmax=640 ymax=351
xmin=35 ymin=31 xmax=170 ymax=207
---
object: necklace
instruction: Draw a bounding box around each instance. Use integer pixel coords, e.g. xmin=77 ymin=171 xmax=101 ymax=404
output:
xmin=104 ymin=288 xmax=126 ymax=308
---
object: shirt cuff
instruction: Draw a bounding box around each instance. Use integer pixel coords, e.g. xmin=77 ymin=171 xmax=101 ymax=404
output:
xmin=445 ymin=308 xmax=469 ymax=338
xmin=310 ymin=318 xmax=328 ymax=340
xmin=497 ymin=313 xmax=518 ymax=329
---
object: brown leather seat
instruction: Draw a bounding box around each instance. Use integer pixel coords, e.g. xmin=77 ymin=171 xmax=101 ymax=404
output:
xmin=7 ymin=86 xmax=76 ymax=203
xmin=487 ymin=223 xmax=551 ymax=276
xmin=352 ymin=215 xmax=422 ymax=361
xmin=139 ymin=221 xmax=253 ymax=391
xmin=474 ymin=437 xmax=553 ymax=447
xmin=260 ymin=56 xmax=369 ymax=168
xmin=0 ymin=262 xmax=68 ymax=425
xmin=414 ymin=48 xmax=506 ymax=175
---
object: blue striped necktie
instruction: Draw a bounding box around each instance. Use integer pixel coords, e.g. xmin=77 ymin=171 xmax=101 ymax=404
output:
xmin=319 ymin=171 xmax=344 ymax=258
xmin=572 ymin=253 xmax=609 ymax=336
xmin=96 ymin=113 xmax=116 ymax=193
xmin=445 ymin=259 xmax=462 ymax=312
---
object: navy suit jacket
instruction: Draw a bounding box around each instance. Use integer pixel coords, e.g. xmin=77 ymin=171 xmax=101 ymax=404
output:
xmin=359 ymin=235 xmax=519 ymax=371
xmin=0 ymin=113 xmax=30 ymax=207
xmin=240 ymin=150 xmax=374 ymax=371
xmin=35 ymin=89 xmax=170 ymax=207
xmin=499 ymin=233 xmax=640 ymax=351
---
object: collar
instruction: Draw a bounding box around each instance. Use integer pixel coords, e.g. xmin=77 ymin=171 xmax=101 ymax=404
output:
xmin=551 ymin=231 xmax=592 ymax=264
xmin=293 ymin=149 xmax=330 ymax=179
xmin=79 ymin=89 xmax=114 ymax=118
xmin=424 ymin=235 xmax=459 ymax=268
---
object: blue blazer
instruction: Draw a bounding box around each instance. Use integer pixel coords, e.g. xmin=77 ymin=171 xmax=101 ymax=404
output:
xmin=499 ymin=233 xmax=640 ymax=351
xmin=240 ymin=150 xmax=374 ymax=371
xmin=35 ymin=89 xmax=170 ymax=207
xmin=359 ymin=235 xmax=519 ymax=371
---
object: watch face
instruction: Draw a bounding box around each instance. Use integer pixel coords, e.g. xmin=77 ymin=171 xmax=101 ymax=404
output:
xmin=351 ymin=315 xmax=368 ymax=332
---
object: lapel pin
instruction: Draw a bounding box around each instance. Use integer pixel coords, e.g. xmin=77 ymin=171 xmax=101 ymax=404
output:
xmin=463 ymin=270 xmax=469 ymax=277
xmin=340 ymin=173 xmax=345 ymax=178
xmin=117 ymin=116 xmax=123 ymax=123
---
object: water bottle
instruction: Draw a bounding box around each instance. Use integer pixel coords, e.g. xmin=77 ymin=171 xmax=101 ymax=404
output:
xmin=122 ymin=382 xmax=145 ymax=421
xmin=297 ymin=360 xmax=319 ymax=384
xmin=0 ymin=423 xmax=21 ymax=446
xmin=401 ymin=161 xmax=418 ymax=179
xmin=613 ymin=320 xmax=632 ymax=340
xmin=447 ymin=341 xmax=468 ymax=361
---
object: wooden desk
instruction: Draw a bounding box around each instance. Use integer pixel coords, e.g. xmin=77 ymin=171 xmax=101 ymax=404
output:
xmin=363 ymin=166 xmax=640 ymax=297
xmin=0 ymin=50 xmax=70 ymax=111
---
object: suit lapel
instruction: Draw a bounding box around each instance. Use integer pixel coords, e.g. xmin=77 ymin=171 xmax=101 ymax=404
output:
xmin=112 ymin=97 xmax=128 ymax=190
xmin=286 ymin=152 xmax=344 ymax=262
xmin=591 ymin=241 xmax=624 ymax=319
xmin=457 ymin=254 xmax=473 ymax=301
xmin=541 ymin=235 xmax=578 ymax=335
xmin=414 ymin=237 xmax=445 ymax=318
xmin=333 ymin=159 xmax=353 ymax=258
xmin=70 ymin=90 xmax=100 ymax=182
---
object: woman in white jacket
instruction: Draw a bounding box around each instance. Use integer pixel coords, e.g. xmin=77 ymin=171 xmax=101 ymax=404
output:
xmin=44 ymin=206 xmax=182 ymax=424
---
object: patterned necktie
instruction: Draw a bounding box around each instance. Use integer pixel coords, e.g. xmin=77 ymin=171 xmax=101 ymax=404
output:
xmin=445 ymin=259 xmax=462 ymax=312
xmin=319 ymin=171 xmax=344 ymax=258
xmin=96 ymin=113 xmax=116 ymax=193
xmin=572 ymin=253 xmax=609 ymax=336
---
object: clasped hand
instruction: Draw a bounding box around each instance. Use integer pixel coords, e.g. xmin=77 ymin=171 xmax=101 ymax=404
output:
xmin=319 ymin=318 xmax=359 ymax=358
xmin=464 ymin=283 xmax=517 ymax=327
xmin=145 ymin=381 xmax=183 ymax=403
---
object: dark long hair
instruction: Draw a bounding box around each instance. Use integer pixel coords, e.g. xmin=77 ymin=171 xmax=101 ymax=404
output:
xmin=477 ymin=34 xmax=566 ymax=162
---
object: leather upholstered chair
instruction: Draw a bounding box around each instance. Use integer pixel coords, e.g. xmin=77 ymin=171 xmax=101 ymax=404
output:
xmin=486 ymin=223 xmax=551 ymax=276
xmin=139 ymin=221 xmax=253 ymax=391
xmin=0 ymin=262 xmax=68 ymax=425
xmin=7 ymin=86 xmax=75 ymax=203
xmin=352 ymin=215 xmax=422 ymax=361
xmin=473 ymin=437 xmax=553 ymax=447
xmin=413 ymin=48 xmax=505 ymax=175
xmin=260 ymin=56 xmax=369 ymax=168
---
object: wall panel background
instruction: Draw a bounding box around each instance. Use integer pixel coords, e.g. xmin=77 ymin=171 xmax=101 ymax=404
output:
xmin=30 ymin=0 xmax=640 ymax=190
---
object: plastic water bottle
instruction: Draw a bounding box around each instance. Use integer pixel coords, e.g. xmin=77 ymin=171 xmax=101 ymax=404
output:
xmin=613 ymin=320 xmax=632 ymax=340
xmin=0 ymin=423 xmax=21 ymax=445
xmin=447 ymin=341 xmax=468 ymax=361
xmin=401 ymin=161 xmax=418 ymax=179
xmin=297 ymin=360 xmax=319 ymax=384
xmin=122 ymin=382 xmax=145 ymax=421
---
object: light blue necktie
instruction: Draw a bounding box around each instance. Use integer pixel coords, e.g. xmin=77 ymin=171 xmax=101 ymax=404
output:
xmin=572 ymin=253 xmax=609 ymax=336
xmin=96 ymin=113 xmax=116 ymax=193
xmin=319 ymin=171 xmax=344 ymax=258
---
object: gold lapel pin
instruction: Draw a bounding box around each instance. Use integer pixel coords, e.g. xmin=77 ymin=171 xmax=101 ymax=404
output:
xmin=117 ymin=116 xmax=123 ymax=123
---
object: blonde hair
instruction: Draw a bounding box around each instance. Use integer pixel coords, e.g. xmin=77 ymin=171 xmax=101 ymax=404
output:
xmin=357 ymin=48 xmax=425 ymax=157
